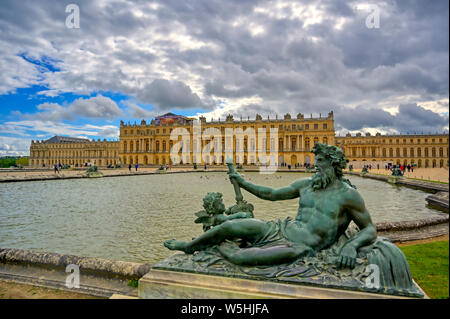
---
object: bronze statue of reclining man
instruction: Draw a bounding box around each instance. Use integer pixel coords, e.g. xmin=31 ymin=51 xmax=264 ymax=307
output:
xmin=165 ymin=143 xmax=377 ymax=268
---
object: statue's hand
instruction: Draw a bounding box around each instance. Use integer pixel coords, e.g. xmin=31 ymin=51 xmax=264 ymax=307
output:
xmin=228 ymin=171 xmax=244 ymax=185
xmin=337 ymin=245 xmax=357 ymax=269
xmin=227 ymin=212 xmax=252 ymax=220
xmin=214 ymin=214 xmax=228 ymax=224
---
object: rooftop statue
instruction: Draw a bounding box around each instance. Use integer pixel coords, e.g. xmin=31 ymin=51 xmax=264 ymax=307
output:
xmin=163 ymin=143 xmax=422 ymax=297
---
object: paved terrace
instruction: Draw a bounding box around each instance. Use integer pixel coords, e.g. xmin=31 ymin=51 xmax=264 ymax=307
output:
xmin=0 ymin=166 xmax=448 ymax=183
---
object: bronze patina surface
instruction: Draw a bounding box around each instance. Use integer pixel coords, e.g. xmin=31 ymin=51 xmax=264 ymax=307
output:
xmin=163 ymin=143 xmax=424 ymax=297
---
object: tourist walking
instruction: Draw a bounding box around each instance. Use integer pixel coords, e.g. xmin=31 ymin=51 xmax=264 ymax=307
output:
xmin=128 ymin=164 xmax=132 ymax=172
xmin=135 ymin=163 xmax=138 ymax=171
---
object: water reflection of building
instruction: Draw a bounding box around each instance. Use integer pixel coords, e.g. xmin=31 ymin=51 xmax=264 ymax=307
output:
xmin=119 ymin=112 xmax=335 ymax=166
xmin=29 ymin=136 xmax=119 ymax=167
xmin=29 ymin=111 xmax=449 ymax=168
xmin=336 ymin=133 xmax=449 ymax=168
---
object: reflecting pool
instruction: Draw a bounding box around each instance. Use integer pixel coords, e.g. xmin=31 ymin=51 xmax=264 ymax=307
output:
xmin=0 ymin=172 xmax=446 ymax=264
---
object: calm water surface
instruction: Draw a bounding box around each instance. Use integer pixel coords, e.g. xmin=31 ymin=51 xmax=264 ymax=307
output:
xmin=0 ymin=172 xmax=445 ymax=264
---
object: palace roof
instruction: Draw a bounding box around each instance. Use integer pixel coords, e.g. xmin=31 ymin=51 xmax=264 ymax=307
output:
xmin=44 ymin=136 xmax=90 ymax=143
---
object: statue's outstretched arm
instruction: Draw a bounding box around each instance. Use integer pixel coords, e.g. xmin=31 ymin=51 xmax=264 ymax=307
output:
xmin=229 ymin=172 xmax=305 ymax=201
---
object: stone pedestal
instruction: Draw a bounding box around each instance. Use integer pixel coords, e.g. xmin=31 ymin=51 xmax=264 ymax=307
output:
xmin=138 ymin=269 xmax=426 ymax=299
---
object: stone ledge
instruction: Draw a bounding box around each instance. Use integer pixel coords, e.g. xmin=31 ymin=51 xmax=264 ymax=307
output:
xmin=426 ymin=192 xmax=449 ymax=211
xmin=0 ymin=247 xmax=151 ymax=279
xmin=374 ymin=215 xmax=449 ymax=231
xmin=345 ymin=172 xmax=449 ymax=193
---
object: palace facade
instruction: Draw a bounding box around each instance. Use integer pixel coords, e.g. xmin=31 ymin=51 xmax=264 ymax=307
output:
xmin=29 ymin=111 xmax=449 ymax=168
xmin=29 ymin=136 xmax=119 ymax=167
xmin=336 ymin=133 xmax=449 ymax=168
xmin=119 ymin=112 xmax=335 ymax=166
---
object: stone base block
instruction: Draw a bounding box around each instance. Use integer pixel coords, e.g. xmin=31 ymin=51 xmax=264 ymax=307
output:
xmin=139 ymin=269 xmax=426 ymax=299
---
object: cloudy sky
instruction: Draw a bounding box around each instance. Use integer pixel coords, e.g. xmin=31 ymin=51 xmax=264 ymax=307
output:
xmin=0 ymin=0 xmax=448 ymax=156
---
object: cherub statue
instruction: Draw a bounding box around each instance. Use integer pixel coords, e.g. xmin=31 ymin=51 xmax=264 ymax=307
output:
xmin=194 ymin=192 xmax=253 ymax=232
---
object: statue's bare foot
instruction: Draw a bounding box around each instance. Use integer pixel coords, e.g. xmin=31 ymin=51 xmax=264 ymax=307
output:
xmin=164 ymin=239 xmax=192 ymax=253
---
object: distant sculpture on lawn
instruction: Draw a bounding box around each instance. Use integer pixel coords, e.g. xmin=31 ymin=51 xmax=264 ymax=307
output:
xmin=392 ymin=165 xmax=404 ymax=176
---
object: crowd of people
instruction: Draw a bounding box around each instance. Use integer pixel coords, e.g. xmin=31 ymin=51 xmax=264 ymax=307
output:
xmin=359 ymin=163 xmax=415 ymax=174
xmin=279 ymin=162 xmax=312 ymax=170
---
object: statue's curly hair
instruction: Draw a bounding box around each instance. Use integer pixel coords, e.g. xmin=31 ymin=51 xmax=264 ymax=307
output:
xmin=312 ymin=143 xmax=349 ymax=179
xmin=202 ymin=192 xmax=224 ymax=213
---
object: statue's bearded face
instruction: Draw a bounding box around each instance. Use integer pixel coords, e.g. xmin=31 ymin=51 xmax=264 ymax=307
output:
xmin=311 ymin=154 xmax=337 ymax=190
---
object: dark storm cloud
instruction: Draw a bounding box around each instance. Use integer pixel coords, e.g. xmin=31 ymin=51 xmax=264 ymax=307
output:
xmin=393 ymin=103 xmax=449 ymax=133
xmin=334 ymin=103 xmax=448 ymax=134
xmin=0 ymin=0 xmax=448 ymax=134
xmin=136 ymin=79 xmax=213 ymax=110
xmin=334 ymin=105 xmax=395 ymax=131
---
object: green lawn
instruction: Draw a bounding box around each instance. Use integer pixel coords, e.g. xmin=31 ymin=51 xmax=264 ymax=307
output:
xmin=400 ymin=240 xmax=449 ymax=299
